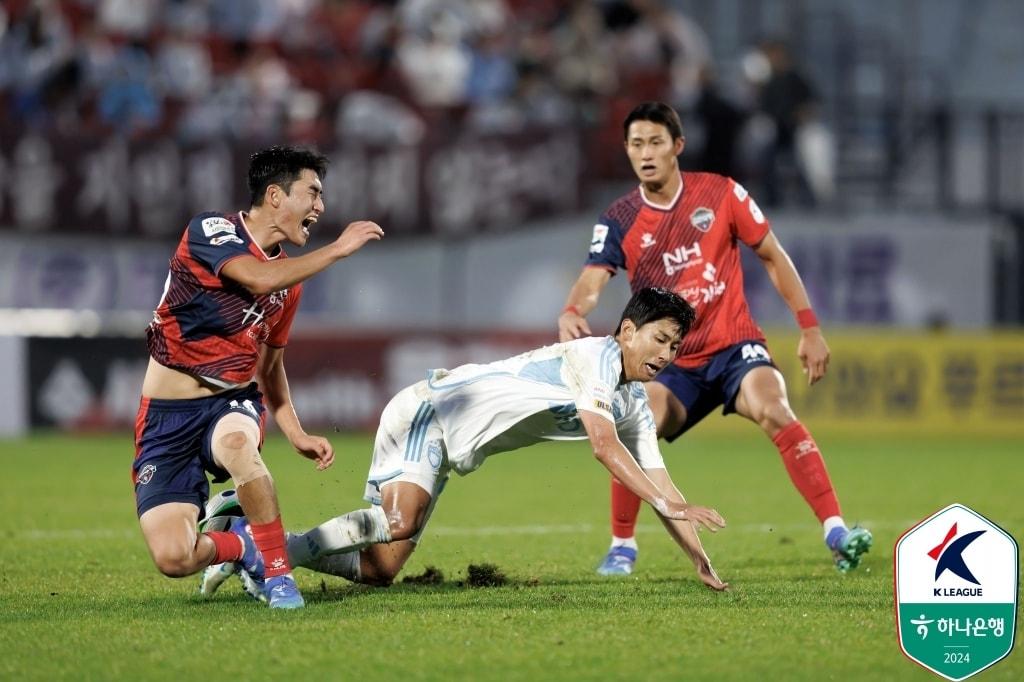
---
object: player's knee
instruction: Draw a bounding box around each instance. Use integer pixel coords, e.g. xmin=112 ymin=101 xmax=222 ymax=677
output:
xmin=758 ymin=400 xmax=796 ymax=434
xmin=387 ymin=515 xmax=420 ymax=542
xmin=151 ymin=548 xmax=193 ymax=578
xmin=218 ymin=430 xmax=251 ymax=454
xmin=362 ymin=568 xmax=397 ymax=587
xmin=216 ymin=433 xmax=269 ymax=485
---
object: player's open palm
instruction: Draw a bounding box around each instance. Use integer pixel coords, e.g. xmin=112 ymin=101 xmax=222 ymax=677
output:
xmin=292 ymin=433 xmax=335 ymax=470
xmin=335 ymin=220 xmax=384 ymax=257
xmin=797 ymin=329 xmax=830 ymax=386
xmin=682 ymin=504 xmax=726 ymax=532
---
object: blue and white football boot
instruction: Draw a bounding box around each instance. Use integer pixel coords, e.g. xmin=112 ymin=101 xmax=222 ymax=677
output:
xmin=596 ymin=545 xmax=638 ymax=576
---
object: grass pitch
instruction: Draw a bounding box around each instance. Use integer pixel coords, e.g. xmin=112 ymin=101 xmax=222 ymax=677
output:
xmin=1 ymin=427 xmax=1020 ymax=681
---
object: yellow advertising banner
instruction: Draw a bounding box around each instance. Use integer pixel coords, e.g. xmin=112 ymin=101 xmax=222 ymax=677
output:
xmin=698 ymin=331 xmax=1024 ymax=436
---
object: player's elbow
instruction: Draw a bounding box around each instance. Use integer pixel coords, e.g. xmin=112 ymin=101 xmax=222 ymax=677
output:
xmin=590 ymin=446 xmax=613 ymax=465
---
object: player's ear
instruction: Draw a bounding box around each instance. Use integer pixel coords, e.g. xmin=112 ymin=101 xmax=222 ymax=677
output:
xmin=675 ymin=136 xmax=685 ymax=156
xmin=620 ymin=318 xmax=636 ymax=341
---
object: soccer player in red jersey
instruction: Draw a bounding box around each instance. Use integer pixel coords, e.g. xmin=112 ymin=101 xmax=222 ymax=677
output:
xmin=133 ymin=146 xmax=384 ymax=608
xmin=558 ymin=102 xmax=872 ymax=575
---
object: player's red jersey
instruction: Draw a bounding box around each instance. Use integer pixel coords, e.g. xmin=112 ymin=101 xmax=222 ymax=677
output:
xmin=585 ymin=172 xmax=770 ymax=368
xmin=147 ymin=211 xmax=302 ymax=386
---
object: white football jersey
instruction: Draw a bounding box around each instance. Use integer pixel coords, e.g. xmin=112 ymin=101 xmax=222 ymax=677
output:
xmin=426 ymin=336 xmax=664 ymax=475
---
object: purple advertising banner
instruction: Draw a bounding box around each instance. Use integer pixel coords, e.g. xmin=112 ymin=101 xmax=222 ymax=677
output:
xmin=0 ymin=129 xmax=583 ymax=238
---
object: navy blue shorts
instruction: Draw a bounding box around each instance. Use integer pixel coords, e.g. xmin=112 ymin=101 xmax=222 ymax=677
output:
xmin=132 ymin=383 xmax=266 ymax=518
xmin=654 ymin=339 xmax=776 ymax=442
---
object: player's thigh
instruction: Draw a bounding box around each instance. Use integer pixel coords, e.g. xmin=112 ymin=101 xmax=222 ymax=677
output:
xmin=734 ymin=365 xmax=796 ymax=433
xmin=209 ymin=411 xmax=266 ymax=484
xmin=139 ymin=501 xmax=201 ymax=567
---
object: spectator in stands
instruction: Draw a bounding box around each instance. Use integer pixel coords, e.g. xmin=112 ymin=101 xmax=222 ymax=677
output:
xmin=751 ymin=39 xmax=824 ymax=207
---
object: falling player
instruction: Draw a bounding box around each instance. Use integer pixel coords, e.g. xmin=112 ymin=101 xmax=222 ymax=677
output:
xmin=133 ymin=146 xmax=384 ymax=608
xmin=204 ymin=288 xmax=728 ymax=594
xmin=557 ymin=102 xmax=871 ymax=575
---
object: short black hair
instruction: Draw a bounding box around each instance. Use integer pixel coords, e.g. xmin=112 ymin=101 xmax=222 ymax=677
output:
xmin=616 ymin=287 xmax=695 ymax=336
xmin=623 ymin=101 xmax=684 ymax=141
xmin=247 ymin=146 xmax=329 ymax=207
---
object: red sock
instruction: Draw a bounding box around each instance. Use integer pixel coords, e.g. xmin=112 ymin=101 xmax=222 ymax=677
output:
xmin=250 ymin=517 xmax=291 ymax=578
xmin=206 ymin=531 xmax=244 ymax=564
xmin=772 ymin=421 xmax=841 ymax=522
xmin=611 ymin=477 xmax=642 ymax=538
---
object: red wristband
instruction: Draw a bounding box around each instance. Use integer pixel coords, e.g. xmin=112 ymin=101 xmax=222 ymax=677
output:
xmin=796 ymin=308 xmax=819 ymax=329
xmin=563 ymin=304 xmax=581 ymax=316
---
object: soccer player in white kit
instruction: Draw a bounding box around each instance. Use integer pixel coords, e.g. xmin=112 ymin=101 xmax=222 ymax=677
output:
xmin=207 ymin=287 xmax=729 ymax=593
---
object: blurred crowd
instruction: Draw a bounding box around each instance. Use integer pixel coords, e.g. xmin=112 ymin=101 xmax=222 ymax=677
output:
xmin=0 ymin=0 xmax=833 ymax=206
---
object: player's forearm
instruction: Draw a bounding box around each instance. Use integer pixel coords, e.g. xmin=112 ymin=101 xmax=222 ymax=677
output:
xmin=762 ymin=253 xmax=814 ymax=319
xmin=242 ymin=244 xmax=345 ymax=295
xmin=658 ymin=512 xmax=710 ymax=565
xmin=563 ymin=269 xmax=611 ymax=316
xmin=258 ymin=363 xmax=307 ymax=442
xmin=594 ymin=445 xmax=669 ymax=510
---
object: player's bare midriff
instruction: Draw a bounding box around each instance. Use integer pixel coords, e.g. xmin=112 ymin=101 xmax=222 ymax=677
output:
xmin=140 ymin=357 xmax=238 ymax=400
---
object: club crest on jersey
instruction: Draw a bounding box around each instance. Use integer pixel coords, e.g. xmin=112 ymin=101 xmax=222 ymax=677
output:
xmin=690 ymin=207 xmax=715 ymax=232
xmin=138 ymin=464 xmax=157 ymax=485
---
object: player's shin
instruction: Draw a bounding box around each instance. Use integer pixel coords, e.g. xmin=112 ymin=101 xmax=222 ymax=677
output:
xmin=771 ymin=421 xmax=842 ymax=522
xmin=287 ymin=506 xmax=392 ymax=567
xmin=306 ymin=550 xmax=362 ymax=582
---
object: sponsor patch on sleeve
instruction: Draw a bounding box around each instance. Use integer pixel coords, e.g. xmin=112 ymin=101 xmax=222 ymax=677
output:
xmin=202 ymin=217 xmax=237 ymax=237
xmin=210 ymin=234 xmax=245 ymax=246
xmin=590 ymin=224 xmax=609 ymax=254
xmin=732 ymin=182 xmax=749 ymax=201
xmin=748 ymin=197 xmax=765 ymax=224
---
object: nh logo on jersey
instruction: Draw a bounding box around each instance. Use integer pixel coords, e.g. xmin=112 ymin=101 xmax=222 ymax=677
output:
xmin=690 ymin=207 xmax=715 ymax=232
xmin=895 ymin=503 xmax=1018 ymax=681
xmin=241 ymin=302 xmax=264 ymax=326
xmin=662 ymin=242 xmax=702 ymax=276
xmin=741 ymin=343 xmax=770 ymax=363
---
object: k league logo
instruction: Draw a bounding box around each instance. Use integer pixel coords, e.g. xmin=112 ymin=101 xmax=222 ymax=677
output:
xmin=895 ymin=503 xmax=1018 ymax=681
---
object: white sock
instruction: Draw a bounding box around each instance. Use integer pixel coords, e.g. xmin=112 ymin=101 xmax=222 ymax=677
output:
xmin=309 ymin=551 xmax=362 ymax=582
xmin=287 ymin=506 xmax=392 ymax=567
xmin=610 ymin=536 xmax=638 ymax=550
xmin=823 ymin=515 xmax=847 ymax=540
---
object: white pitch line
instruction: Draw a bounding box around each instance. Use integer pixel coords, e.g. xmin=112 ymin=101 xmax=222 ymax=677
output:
xmin=11 ymin=519 xmax=914 ymax=541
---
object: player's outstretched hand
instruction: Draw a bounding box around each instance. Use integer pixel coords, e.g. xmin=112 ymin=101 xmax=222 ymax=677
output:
xmin=798 ymin=327 xmax=830 ymax=386
xmin=292 ymin=432 xmax=335 ymax=470
xmin=696 ymin=558 xmax=729 ymax=591
xmin=558 ymin=311 xmax=591 ymax=342
xmin=682 ymin=504 xmax=726 ymax=532
xmin=656 ymin=499 xmax=726 ymax=531
xmin=334 ymin=220 xmax=384 ymax=258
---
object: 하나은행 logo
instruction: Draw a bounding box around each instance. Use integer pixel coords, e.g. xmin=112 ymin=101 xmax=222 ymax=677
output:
xmin=895 ymin=503 xmax=1018 ymax=681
